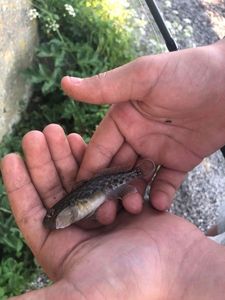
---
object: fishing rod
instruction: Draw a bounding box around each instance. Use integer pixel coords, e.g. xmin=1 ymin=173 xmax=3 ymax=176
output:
xmin=144 ymin=0 xmax=225 ymax=157
xmin=144 ymin=0 xmax=178 ymax=52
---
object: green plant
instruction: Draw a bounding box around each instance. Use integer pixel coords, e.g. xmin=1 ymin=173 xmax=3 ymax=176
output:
xmin=0 ymin=180 xmax=36 ymax=298
xmin=0 ymin=257 xmax=36 ymax=299
xmin=0 ymin=0 xmax=138 ymax=297
xmin=23 ymin=0 xmax=137 ymax=140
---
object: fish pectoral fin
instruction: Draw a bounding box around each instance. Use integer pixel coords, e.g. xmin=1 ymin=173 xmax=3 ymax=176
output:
xmin=108 ymin=184 xmax=138 ymax=200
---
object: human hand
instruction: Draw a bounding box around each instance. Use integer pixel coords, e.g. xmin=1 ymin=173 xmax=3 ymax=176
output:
xmin=61 ymin=39 xmax=225 ymax=217
xmin=2 ymin=124 xmax=225 ymax=300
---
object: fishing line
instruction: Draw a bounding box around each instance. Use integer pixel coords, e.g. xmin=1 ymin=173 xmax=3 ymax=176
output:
xmin=136 ymin=0 xmax=162 ymax=46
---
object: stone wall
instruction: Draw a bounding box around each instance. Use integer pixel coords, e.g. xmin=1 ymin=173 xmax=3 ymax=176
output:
xmin=0 ymin=0 xmax=38 ymax=141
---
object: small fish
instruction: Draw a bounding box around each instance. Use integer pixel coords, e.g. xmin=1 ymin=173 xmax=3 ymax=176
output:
xmin=43 ymin=160 xmax=155 ymax=230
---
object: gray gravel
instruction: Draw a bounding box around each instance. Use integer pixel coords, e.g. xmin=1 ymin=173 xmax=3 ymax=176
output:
xmin=135 ymin=0 xmax=224 ymax=50
xmin=157 ymin=0 xmax=220 ymax=48
xmin=136 ymin=0 xmax=225 ymax=233
xmin=172 ymin=152 xmax=225 ymax=232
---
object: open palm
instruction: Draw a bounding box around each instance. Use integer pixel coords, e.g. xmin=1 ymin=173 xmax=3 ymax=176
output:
xmin=2 ymin=124 xmax=224 ymax=300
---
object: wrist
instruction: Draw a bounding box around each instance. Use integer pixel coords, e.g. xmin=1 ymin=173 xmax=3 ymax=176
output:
xmin=208 ymin=39 xmax=225 ymax=81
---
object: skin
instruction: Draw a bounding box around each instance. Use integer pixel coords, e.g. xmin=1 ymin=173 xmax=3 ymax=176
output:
xmin=61 ymin=39 xmax=225 ymax=223
xmin=1 ymin=124 xmax=225 ymax=300
xmin=1 ymin=40 xmax=225 ymax=298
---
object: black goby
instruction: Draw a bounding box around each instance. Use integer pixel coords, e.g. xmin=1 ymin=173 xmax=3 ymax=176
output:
xmin=43 ymin=160 xmax=155 ymax=230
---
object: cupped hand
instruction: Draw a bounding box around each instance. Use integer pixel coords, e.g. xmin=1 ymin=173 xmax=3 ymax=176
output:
xmin=2 ymin=124 xmax=225 ymax=300
xmin=61 ymin=39 xmax=225 ymax=215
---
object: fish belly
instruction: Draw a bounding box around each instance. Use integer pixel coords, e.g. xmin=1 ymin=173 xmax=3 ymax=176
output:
xmin=56 ymin=191 xmax=106 ymax=229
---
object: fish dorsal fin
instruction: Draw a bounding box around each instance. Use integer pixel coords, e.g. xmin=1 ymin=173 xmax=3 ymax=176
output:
xmin=72 ymin=160 xmax=155 ymax=187
xmin=71 ymin=179 xmax=88 ymax=191
xmin=69 ymin=167 xmax=126 ymax=190
xmin=92 ymin=159 xmax=155 ymax=178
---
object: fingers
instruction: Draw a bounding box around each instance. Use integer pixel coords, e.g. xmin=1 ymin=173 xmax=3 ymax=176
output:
xmin=43 ymin=125 xmax=79 ymax=192
xmin=150 ymin=166 xmax=187 ymax=211
xmin=22 ymin=124 xmax=84 ymax=208
xmin=77 ymin=109 xmax=125 ymax=180
xmin=95 ymin=191 xmax=144 ymax=225
xmin=2 ymin=126 xmax=94 ymax=278
xmin=122 ymin=179 xmax=146 ymax=214
xmin=61 ymin=56 xmax=157 ymax=104
xmin=74 ymin=103 xmax=152 ymax=225
xmin=1 ymin=154 xmax=47 ymax=255
xmin=96 ymin=178 xmax=148 ymax=225
xmin=67 ymin=133 xmax=86 ymax=165
xmin=22 ymin=129 xmax=66 ymax=208
xmin=95 ymin=200 xmax=118 ymax=225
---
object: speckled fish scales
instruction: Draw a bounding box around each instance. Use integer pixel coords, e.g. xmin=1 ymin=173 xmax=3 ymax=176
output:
xmin=43 ymin=160 xmax=155 ymax=230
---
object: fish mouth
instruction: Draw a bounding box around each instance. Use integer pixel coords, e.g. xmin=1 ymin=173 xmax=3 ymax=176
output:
xmin=43 ymin=206 xmax=75 ymax=230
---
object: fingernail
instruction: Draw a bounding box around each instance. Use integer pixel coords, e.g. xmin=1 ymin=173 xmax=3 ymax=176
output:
xmin=68 ymin=76 xmax=83 ymax=85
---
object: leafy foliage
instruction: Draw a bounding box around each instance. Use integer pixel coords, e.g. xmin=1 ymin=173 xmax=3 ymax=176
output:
xmin=0 ymin=0 xmax=138 ymax=297
xmin=24 ymin=0 xmax=136 ymax=140
xmin=0 ymin=180 xmax=36 ymax=298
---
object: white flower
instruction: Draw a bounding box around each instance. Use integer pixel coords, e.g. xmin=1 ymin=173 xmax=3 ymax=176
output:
xmin=28 ymin=8 xmax=40 ymax=20
xmin=64 ymin=4 xmax=76 ymax=17
xmin=52 ymin=24 xmax=59 ymax=31
xmin=45 ymin=19 xmax=60 ymax=33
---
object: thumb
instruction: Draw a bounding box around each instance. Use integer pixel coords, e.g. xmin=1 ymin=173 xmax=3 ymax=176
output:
xmin=150 ymin=166 xmax=187 ymax=211
xmin=61 ymin=57 xmax=156 ymax=104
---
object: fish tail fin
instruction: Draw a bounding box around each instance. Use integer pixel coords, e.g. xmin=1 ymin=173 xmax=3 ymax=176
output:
xmin=136 ymin=159 xmax=156 ymax=178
